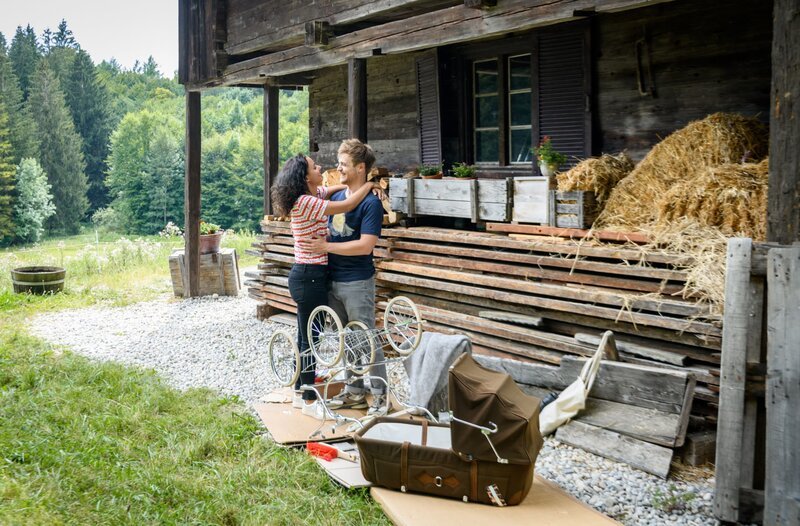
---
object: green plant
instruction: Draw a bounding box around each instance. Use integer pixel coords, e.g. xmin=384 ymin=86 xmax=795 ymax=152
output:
xmin=651 ymin=484 xmax=696 ymax=513
xmin=451 ymin=162 xmax=476 ymax=178
xmin=532 ymin=136 xmax=567 ymax=167
xmin=419 ymin=163 xmax=442 ymax=177
xmin=199 ymin=220 xmax=221 ymax=235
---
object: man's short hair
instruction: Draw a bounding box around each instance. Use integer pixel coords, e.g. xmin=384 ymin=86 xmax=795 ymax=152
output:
xmin=338 ymin=138 xmax=376 ymax=173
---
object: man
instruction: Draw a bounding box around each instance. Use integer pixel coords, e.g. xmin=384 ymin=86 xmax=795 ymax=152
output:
xmin=298 ymin=138 xmax=388 ymax=416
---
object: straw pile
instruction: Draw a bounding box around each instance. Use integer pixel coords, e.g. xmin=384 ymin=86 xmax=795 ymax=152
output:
xmin=556 ymin=153 xmax=634 ymax=205
xmin=657 ymin=159 xmax=768 ymax=240
xmin=595 ymin=113 xmax=768 ymax=230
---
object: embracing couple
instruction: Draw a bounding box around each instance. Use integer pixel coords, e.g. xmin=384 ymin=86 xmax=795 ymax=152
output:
xmin=270 ymin=138 xmax=387 ymax=419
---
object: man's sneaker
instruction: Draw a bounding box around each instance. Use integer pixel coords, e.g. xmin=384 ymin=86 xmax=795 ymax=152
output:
xmin=292 ymin=391 xmax=303 ymax=409
xmin=367 ymin=394 xmax=388 ymax=417
xmin=301 ymin=400 xmax=325 ymax=420
xmin=327 ymin=391 xmax=368 ymax=409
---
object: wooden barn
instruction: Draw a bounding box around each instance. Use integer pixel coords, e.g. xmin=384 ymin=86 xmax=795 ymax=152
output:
xmin=178 ymin=1 xmax=798 ymax=524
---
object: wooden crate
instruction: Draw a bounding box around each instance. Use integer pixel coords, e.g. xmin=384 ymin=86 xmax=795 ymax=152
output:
xmin=389 ymin=178 xmax=511 ymax=222
xmin=511 ymin=176 xmax=553 ymax=224
xmin=548 ymin=191 xmax=599 ymax=229
xmin=169 ymin=248 xmax=241 ymax=297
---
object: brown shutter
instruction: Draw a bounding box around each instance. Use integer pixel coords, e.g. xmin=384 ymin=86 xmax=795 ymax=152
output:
xmin=416 ymin=51 xmax=442 ymax=166
xmin=535 ymin=24 xmax=591 ymax=168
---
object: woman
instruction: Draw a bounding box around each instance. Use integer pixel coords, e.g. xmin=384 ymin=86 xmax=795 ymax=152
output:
xmin=271 ymin=153 xmax=376 ymax=418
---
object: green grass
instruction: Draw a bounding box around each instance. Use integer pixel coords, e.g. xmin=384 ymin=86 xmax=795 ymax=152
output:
xmin=0 ymin=232 xmax=390 ymax=525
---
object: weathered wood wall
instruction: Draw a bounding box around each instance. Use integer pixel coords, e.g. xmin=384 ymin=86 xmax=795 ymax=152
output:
xmin=309 ymin=52 xmax=423 ymax=172
xmin=308 ymin=0 xmax=772 ymax=171
xmin=594 ymin=0 xmax=772 ymax=160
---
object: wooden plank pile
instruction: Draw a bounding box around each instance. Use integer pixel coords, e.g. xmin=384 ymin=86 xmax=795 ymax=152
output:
xmin=247 ymin=221 xmax=722 ymax=424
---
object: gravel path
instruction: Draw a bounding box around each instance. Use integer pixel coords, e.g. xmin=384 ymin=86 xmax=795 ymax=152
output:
xmin=28 ymin=293 xmax=717 ymax=525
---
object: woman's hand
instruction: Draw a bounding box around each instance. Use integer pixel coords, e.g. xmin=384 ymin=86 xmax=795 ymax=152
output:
xmin=371 ymin=183 xmax=387 ymax=200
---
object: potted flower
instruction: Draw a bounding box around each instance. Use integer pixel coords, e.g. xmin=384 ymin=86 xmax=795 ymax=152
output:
xmin=449 ymin=162 xmax=476 ymax=179
xmin=419 ymin=163 xmax=443 ymax=179
xmin=532 ymin=136 xmax=567 ymax=177
xmin=199 ymin=220 xmax=223 ymax=254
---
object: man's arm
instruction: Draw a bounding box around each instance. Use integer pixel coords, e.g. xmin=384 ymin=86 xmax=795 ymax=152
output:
xmin=297 ymin=234 xmax=377 ymax=256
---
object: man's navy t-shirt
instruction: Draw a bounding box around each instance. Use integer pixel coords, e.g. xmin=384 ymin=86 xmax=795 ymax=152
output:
xmin=327 ymin=190 xmax=383 ymax=282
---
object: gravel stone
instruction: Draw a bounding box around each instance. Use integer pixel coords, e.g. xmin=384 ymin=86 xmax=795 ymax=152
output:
xmin=28 ymin=293 xmax=718 ymax=526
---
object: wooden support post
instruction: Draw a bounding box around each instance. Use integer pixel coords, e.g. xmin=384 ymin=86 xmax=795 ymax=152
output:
xmin=406 ymin=178 xmax=415 ymax=218
xmin=715 ymin=238 xmax=762 ymax=521
xmin=264 ymin=85 xmax=279 ymax=216
xmin=305 ymin=20 xmax=331 ymax=46
xmin=765 ymin=247 xmax=800 ymax=526
xmin=184 ymin=90 xmax=201 ymax=298
xmin=469 ymin=179 xmax=479 ymax=223
xmin=348 ymin=58 xmax=367 ymax=141
xmin=767 ymin=0 xmax=800 ymax=244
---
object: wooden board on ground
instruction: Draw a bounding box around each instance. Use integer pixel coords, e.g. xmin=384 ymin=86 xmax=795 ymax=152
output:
xmin=253 ymin=389 xmax=367 ymax=445
xmin=555 ymin=421 xmax=674 ymax=479
xmin=268 ymin=313 xmax=297 ymax=327
xmin=485 ymin=222 xmax=650 ymax=244
xmin=371 ymin=475 xmax=620 ymax=525
xmin=313 ymin=441 xmax=372 ymax=488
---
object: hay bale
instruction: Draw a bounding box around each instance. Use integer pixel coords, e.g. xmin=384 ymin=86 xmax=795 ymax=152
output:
xmin=656 ymin=159 xmax=768 ymax=240
xmin=595 ymin=113 xmax=768 ymax=230
xmin=556 ymin=152 xmax=634 ymax=205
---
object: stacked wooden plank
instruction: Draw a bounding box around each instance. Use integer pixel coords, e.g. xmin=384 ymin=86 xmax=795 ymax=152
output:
xmin=247 ymin=222 xmax=722 ymax=422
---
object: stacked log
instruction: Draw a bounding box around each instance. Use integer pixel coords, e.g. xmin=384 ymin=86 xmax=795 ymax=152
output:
xmin=247 ymin=221 xmax=722 ymax=421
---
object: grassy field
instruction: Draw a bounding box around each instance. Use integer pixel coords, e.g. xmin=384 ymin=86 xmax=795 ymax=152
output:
xmin=0 ymin=232 xmax=390 ymax=525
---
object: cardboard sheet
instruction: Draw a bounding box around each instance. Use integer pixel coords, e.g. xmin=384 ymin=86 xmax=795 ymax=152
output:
xmin=254 ymin=388 xmax=367 ymax=445
xmin=371 ymin=475 xmax=620 ymax=526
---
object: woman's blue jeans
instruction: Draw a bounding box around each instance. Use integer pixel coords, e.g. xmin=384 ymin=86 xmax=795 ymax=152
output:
xmin=288 ymin=264 xmax=329 ymax=400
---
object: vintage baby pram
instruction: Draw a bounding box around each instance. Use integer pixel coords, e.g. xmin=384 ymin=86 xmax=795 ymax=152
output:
xmin=354 ymin=353 xmax=543 ymax=506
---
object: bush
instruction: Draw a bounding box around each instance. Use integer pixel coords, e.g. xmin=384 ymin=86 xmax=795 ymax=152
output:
xmin=91 ymin=207 xmax=124 ymax=233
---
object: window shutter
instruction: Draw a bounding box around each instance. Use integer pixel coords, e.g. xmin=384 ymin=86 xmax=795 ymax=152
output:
xmin=416 ymin=52 xmax=442 ymax=166
xmin=536 ymin=25 xmax=591 ymax=168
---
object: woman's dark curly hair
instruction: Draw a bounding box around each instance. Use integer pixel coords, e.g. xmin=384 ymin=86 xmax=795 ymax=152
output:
xmin=271 ymin=153 xmax=310 ymax=216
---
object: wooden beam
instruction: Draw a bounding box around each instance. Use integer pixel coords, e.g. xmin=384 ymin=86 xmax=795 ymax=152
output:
xmin=263 ymin=86 xmax=279 ymax=216
xmin=348 ymin=58 xmax=367 ymax=141
xmin=305 ymin=21 xmax=331 ymax=46
xmin=765 ymin=247 xmax=800 ymax=526
xmin=767 ymin=0 xmax=800 ymax=244
xmin=184 ymin=91 xmax=201 ymax=297
xmin=217 ymin=0 xmax=675 ymax=86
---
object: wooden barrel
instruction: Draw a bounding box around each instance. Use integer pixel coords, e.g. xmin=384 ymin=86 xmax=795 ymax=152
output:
xmin=11 ymin=266 xmax=66 ymax=294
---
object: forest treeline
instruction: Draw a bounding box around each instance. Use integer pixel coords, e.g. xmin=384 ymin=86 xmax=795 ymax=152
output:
xmin=0 ymin=20 xmax=308 ymax=245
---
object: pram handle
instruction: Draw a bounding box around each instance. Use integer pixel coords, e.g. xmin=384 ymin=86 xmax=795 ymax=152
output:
xmin=448 ymin=412 xmax=508 ymax=464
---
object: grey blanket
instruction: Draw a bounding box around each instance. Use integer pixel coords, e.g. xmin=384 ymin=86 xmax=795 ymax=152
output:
xmin=403 ymin=332 xmax=472 ymax=415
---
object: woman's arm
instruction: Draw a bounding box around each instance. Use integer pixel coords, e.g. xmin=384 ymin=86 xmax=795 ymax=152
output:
xmin=323 ymin=182 xmax=376 ymax=216
xmin=324 ymin=184 xmax=348 ymax=197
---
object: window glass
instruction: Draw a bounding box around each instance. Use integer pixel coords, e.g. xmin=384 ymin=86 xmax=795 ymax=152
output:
xmin=509 ymin=56 xmax=531 ymax=90
xmin=474 ymin=60 xmax=498 ymax=94
xmin=475 ymin=130 xmax=499 ymax=163
xmin=510 ymin=129 xmax=531 ymax=163
xmin=476 ymin=96 xmax=499 ymax=128
xmin=509 ymin=93 xmax=530 ymax=126
xmin=508 ymin=54 xmax=532 ymax=165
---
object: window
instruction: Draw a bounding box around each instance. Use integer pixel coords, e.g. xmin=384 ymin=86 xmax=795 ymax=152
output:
xmin=472 ymin=54 xmax=531 ymax=166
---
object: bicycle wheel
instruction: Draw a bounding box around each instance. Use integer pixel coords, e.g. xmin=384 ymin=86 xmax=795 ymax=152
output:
xmin=308 ymin=305 xmax=344 ymax=367
xmin=343 ymin=320 xmax=376 ymax=375
xmin=383 ymin=296 xmax=423 ymax=355
xmin=268 ymin=330 xmax=300 ymax=387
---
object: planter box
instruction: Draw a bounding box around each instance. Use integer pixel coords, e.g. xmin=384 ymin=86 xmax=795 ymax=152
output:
xmin=389 ymin=178 xmax=511 ymax=222
xmin=548 ymin=191 xmax=600 ymax=229
xmin=169 ymin=248 xmax=240 ymax=297
xmin=511 ymin=176 xmax=553 ymax=224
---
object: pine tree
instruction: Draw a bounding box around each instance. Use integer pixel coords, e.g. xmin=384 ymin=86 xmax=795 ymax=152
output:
xmin=66 ymin=49 xmax=112 ymax=213
xmin=0 ymin=100 xmax=16 ymax=243
xmin=13 ymin=158 xmax=55 ymax=244
xmin=27 ymin=60 xmax=88 ymax=233
xmin=9 ymin=25 xmax=40 ymax=100
xmin=0 ymin=42 xmax=39 ymax=163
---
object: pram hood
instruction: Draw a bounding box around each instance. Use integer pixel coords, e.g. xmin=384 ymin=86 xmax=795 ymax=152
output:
xmin=448 ymin=353 xmax=544 ymax=465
